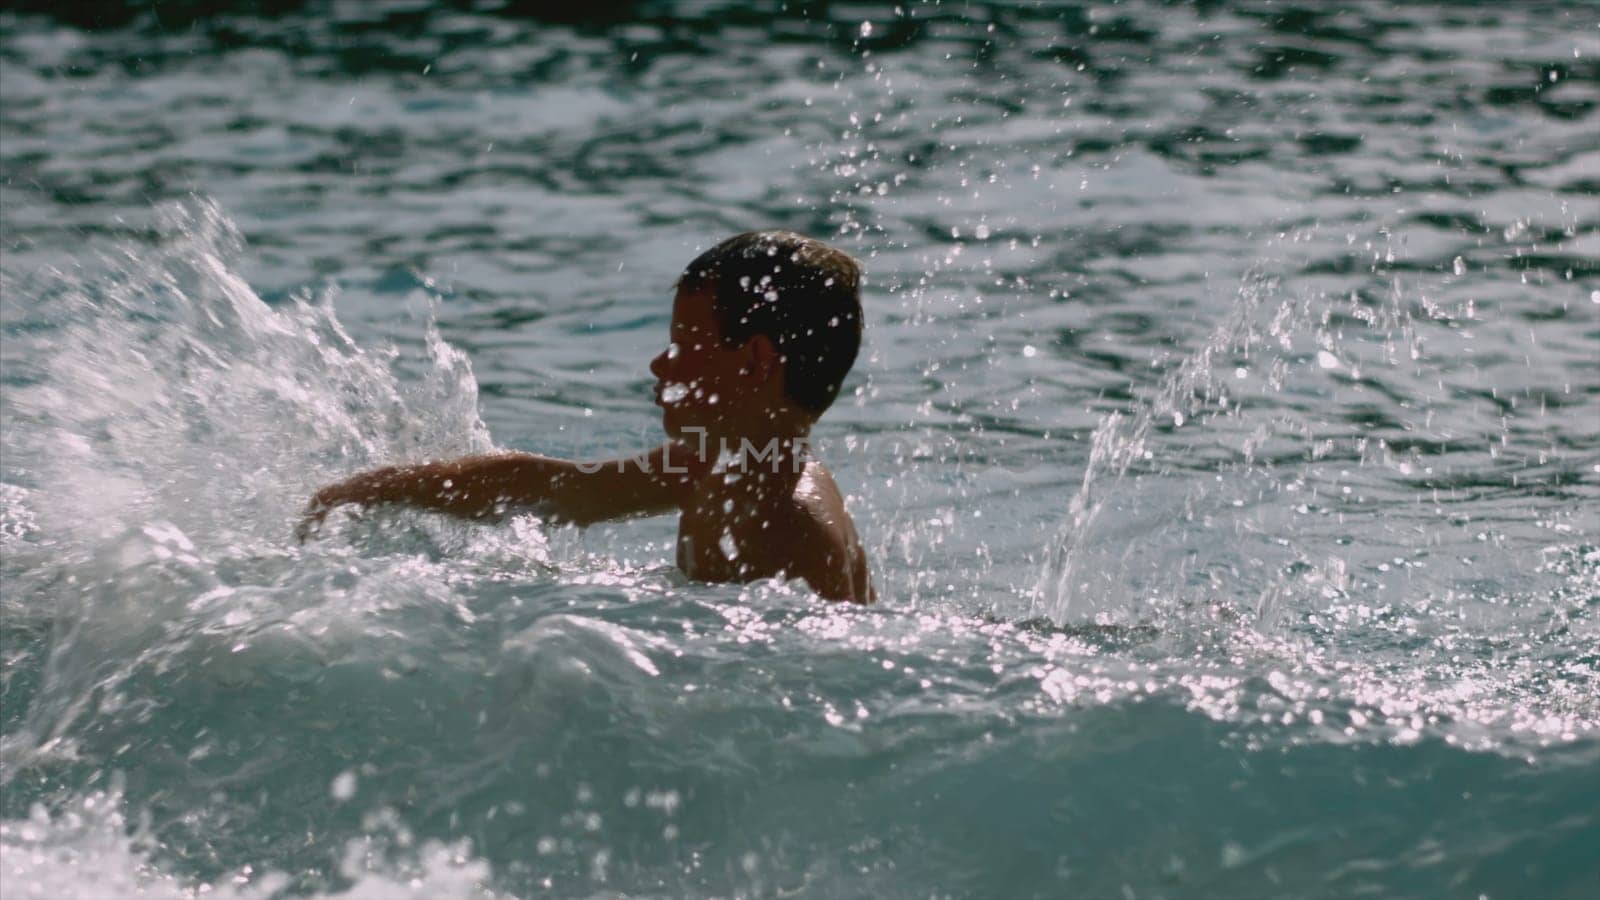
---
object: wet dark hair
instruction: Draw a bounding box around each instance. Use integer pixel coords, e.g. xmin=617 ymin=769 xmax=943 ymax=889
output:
xmin=679 ymin=230 xmax=864 ymax=415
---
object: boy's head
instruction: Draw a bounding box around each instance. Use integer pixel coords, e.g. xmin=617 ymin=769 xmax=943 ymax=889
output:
xmin=652 ymin=231 xmax=863 ymax=437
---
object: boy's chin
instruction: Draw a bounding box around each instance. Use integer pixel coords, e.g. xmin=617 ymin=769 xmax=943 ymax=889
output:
xmin=661 ymin=410 xmax=727 ymax=442
xmin=660 ymin=411 xmax=699 ymax=440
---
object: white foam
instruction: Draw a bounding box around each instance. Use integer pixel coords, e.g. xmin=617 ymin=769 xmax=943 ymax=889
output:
xmin=0 ymin=788 xmax=506 ymax=900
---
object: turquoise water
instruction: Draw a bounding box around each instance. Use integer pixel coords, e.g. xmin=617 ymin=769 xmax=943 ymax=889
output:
xmin=2 ymin=2 xmax=1598 ymax=897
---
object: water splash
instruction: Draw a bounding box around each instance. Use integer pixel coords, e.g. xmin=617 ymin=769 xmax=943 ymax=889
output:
xmin=1031 ymin=254 xmax=1595 ymax=632
xmin=0 ymin=199 xmax=507 ymax=779
xmin=1032 ymin=269 xmax=1299 ymax=622
xmin=2 ymin=199 xmax=490 ymax=553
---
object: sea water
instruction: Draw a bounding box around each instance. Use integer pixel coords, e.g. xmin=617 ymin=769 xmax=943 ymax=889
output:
xmin=1 ymin=2 xmax=1597 ymax=897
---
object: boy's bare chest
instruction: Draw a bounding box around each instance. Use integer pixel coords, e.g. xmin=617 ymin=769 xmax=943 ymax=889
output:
xmin=675 ymin=495 xmax=791 ymax=584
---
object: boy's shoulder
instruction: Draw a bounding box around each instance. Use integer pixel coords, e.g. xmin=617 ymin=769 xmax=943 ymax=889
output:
xmin=783 ymin=461 xmax=872 ymax=602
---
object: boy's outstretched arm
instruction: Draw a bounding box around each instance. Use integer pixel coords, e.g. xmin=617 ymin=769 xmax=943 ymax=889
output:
xmin=298 ymin=443 xmax=692 ymax=538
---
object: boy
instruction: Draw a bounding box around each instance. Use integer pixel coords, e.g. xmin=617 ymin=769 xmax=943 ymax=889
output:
xmin=300 ymin=231 xmax=874 ymax=603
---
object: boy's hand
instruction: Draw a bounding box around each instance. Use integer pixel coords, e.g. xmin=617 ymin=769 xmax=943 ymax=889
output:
xmin=294 ymin=509 xmax=323 ymax=543
xmin=296 ymin=481 xmax=364 ymax=543
xmin=295 ymin=491 xmax=338 ymax=543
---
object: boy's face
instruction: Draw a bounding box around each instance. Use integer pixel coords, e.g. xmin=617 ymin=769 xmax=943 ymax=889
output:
xmin=650 ymin=284 xmax=768 ymax=440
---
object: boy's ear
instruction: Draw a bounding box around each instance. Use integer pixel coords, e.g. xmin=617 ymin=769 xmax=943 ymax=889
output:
xmin=746 ymin=334 xmax=781 ymax=383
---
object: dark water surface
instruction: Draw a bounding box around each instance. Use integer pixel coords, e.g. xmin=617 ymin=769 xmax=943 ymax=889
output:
xmin=2 ymin=2 xmax=1598 ymax=897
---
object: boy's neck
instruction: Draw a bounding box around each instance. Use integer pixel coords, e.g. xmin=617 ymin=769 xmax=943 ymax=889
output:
xmin=689 ymin=420 xmax=814 ymax=501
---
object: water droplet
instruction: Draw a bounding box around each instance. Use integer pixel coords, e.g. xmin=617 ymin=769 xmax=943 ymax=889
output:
xmin=719 ymin=530 xmax=739 ymax=560
xmin=860 ymin=20 xmax=873 ymax=37
xmin=974 ymin=223 xmax=991 ymax=240
xmin=661 ymin=384 xmax=689 ymax=404
xmin=330 ymin=771 xmax=357 ymax=801
xmin=1452 ymin=256 xmax=1466 ymax=276
xmin=1317 ymin=350 xmax=1341 ymax=370
xmin=1022 ymin=345 xmax=1037 ymax=358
